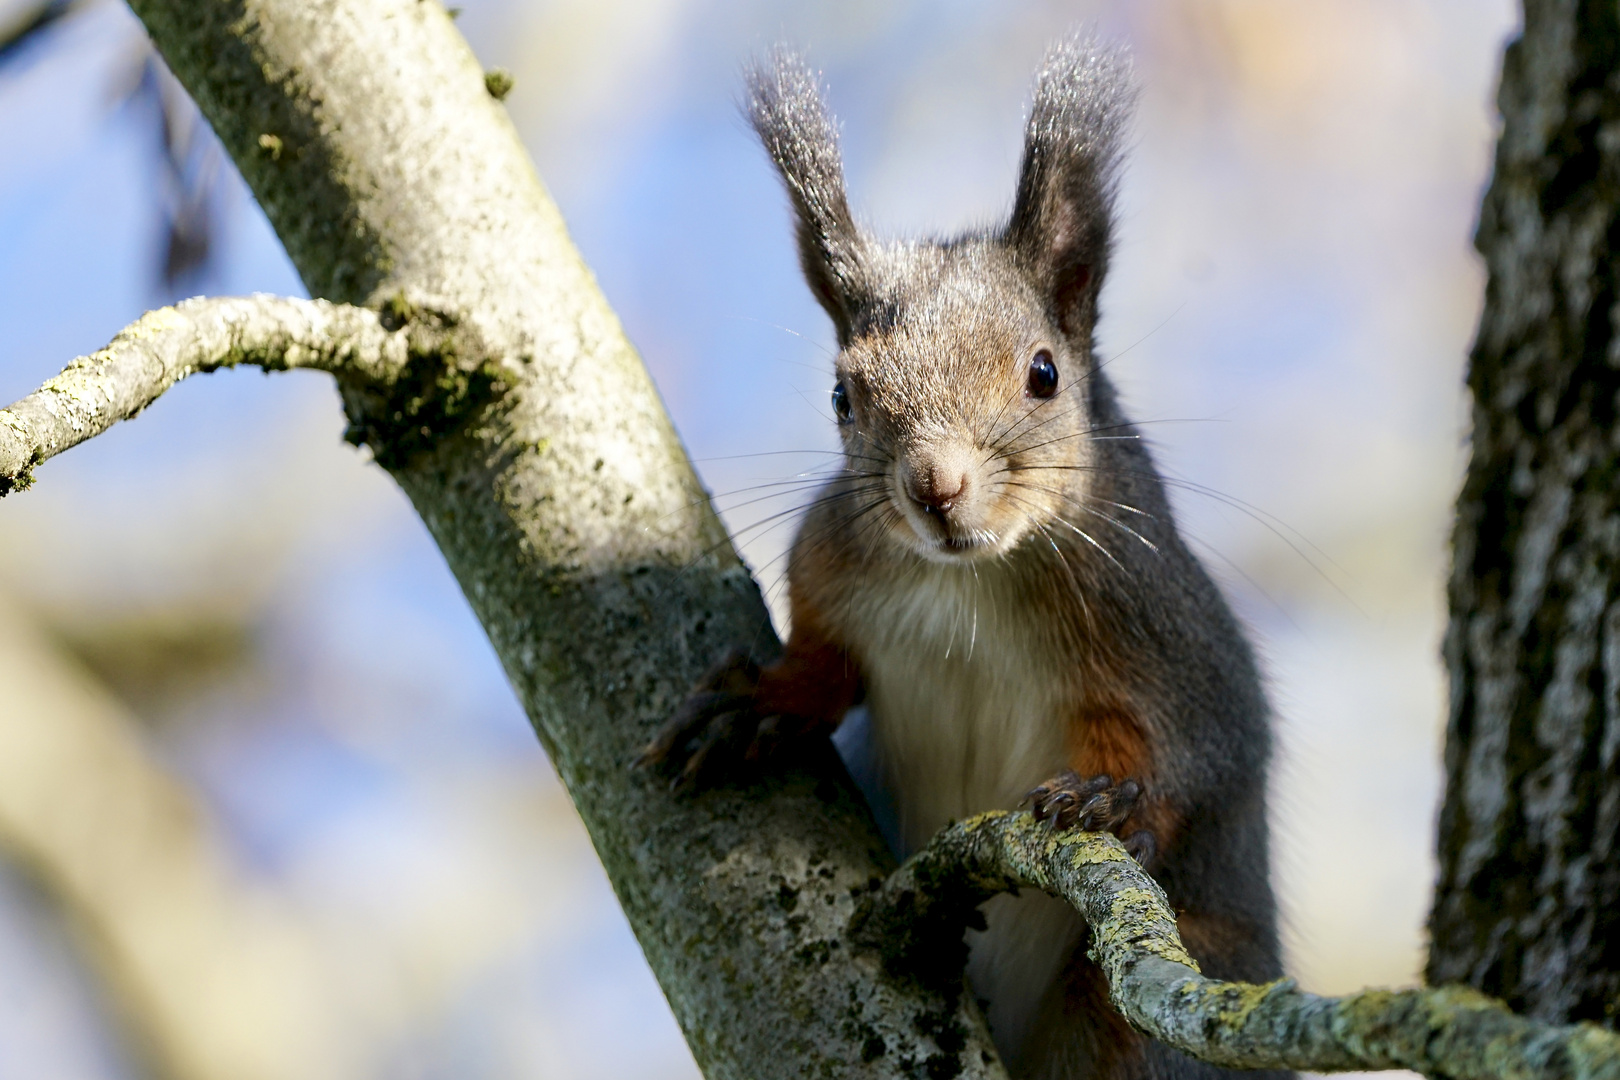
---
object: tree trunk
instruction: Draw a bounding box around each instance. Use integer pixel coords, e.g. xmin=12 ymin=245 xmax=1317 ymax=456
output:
xmin=1433 ymin=0 xmax=1620 ymax=1028
xmin=116 ymin=2 xmax=1003 ymax=1077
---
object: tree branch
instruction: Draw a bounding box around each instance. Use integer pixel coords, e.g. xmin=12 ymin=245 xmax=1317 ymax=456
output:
xmin=865 ymin=811 xmax=1620 ymax=1080
xmin=0 ymin=295 xmax=407 ymax=495
xmin=0 ymin=591 xmax=350 ymax=1080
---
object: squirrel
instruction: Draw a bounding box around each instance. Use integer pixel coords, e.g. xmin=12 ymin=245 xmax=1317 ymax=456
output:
xmin=640 ymin=35 xmax=1288 ymax=1080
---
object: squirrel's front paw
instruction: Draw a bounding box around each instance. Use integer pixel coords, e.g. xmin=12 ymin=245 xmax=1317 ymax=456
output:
xmin=634 ymin=649 xmax=817 ymax=795
xmin=1023 ymin=770 xmax=1156 ymax=864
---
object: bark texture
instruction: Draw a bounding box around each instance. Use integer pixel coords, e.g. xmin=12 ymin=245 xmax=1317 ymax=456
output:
xmin=112 ymin=3 xmax=1004 ymax=1077
xmin=882 ymin=813 xmax=1620 ymax=1080
xmin=1434 ymin=0 xmax=1620 ymax=1027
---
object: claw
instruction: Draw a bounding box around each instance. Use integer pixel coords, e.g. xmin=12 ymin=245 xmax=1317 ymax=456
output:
xmin=1078 ymin=774 xmax=1113 ymax=797
xmin=1023 ymin=770 xmax=1154 ymax=854
xmin=668 ymin=710 xmax=740 ymax=795
xmin=745 ymin=713 xmax=783 ymax=764
xmin=1076 ymin=792 xmax=1110 ymax=831
xmin=641 ymin=648 xmax=834 ymax=795
xmin=1123 ymin=829 xmax=1157 ymax=867
xmin=1031 ymin=788 xmax=1068 ymax=823
xmin=636 ymin=687 xmax=754 ymax=776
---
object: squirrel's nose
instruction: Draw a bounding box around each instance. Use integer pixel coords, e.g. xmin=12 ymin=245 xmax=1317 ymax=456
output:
xmin=907 ymin=466 xmax=967 ymax=516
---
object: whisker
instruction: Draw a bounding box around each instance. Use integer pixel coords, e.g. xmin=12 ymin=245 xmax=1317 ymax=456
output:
xmin=999 ymin=479 xmax=1160 ymax=555
xmin=710 ymin=471 xmax=880 ymax=499
xmin=749 ymin=496 xmax=894 ymax=607
xmin=722 ymin=314 xmax=837 ymax=360
xmin=744 ymin=480 xmax=896 ymax=584
xmin=1095 ymin=301 xmax=1187 ymax=369
xmin=795 ymin=393 xmax=836 ymax=425
xmin=996 ymin=416 xmax=1220 ymax=460
xmin=978 ymin=379 xmax=1034 ymax=451
xmin=989 ymin=394 xmax=1092 ymax=455
xmin=982 ymin=338 xmax=1131 ymax=460
xmin=1027 ymin=514 xmax=1094 ymax=640
xmin=1180 ymin=532 xmax=1308 ymax=637
xmin=720 ymin=486 xmax=889 ymax=552
xmin=840 ymin=502 xmax=903 ymax=633
xmin=985 ymin=394 xmax=1061 ymax=461
xmin=693 ymin=448 xmax=887 ymax=466
xmin=968 ymin=561 xmax=980 ymax=661
xmin=689 ymin=482 xmax=891 ymax=580
xmin=978 ymin=316 xmax=1185 ymax=467
xmin=999 ymin=460 xmax=1355 ymax=604
xmin=712 ymin=479 xmax=887 ymax=522
xmin=1069 ymin=503 xmax=1158 ymax=555
xmin=995 ymin=476 xmax=1153 ymax=522
xmin=984 ymin=390 xmax=1126 ymax=461
xmin=999 ymin=488 xmax=1129 ymax=577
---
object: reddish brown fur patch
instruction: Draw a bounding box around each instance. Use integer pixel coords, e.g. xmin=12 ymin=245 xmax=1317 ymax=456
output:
xmin=1066 ymin=704 xmax=1182 ymax=852
xmin=1067 ymin=703 xmax=1149 ymax=781
xmin=753 ymin=600 xmax=862 ymax=727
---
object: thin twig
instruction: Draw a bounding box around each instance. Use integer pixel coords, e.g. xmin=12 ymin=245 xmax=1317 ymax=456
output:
xmin=0 ymin=295 xmax=409 ymax=494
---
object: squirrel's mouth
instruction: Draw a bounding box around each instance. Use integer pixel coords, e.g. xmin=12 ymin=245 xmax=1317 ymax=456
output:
xmin=887 ymin=469 xmax=1011 ymax=562
xmin=904 ymin=520 xmax=1004 ymax=563
xmin=941 ymin=532 xmax=995 ymax=554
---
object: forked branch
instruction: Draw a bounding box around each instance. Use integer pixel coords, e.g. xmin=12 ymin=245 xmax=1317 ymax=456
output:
xmin=0 ymin=295 xmax=409 ymax=494
xmin=863 ymin=812 xmax=1620 ymax=1080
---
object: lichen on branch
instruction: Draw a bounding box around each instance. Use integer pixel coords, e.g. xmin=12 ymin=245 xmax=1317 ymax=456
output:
xmin=866 ymin=812 xmax=1620 ymax=1080
xmin=0 ymin=295 xmax=408 ymax=495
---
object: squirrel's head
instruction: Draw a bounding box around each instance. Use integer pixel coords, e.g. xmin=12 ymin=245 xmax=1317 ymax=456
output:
xmin=749 ymin=38 xmax=1135 ymax=564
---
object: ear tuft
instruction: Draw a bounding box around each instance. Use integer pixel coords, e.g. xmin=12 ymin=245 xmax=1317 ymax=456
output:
xmin=746 ymin=48 xmax=869 ymax=342
xmin=1005 ymin=34 xmax=1136 ymax=336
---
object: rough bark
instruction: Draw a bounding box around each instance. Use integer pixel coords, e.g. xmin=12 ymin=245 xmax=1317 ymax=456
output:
xmin=97 ymin=3 xmax=1006 ymax=1078
xmin=1434 ymin=0 xmax=1620 ymax=1027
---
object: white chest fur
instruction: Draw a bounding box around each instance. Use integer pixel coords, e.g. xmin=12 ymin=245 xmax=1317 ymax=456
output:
xmin=841 ymin=561 xmax=1081 ymax=1061
xmin=847 ymin=562 xmax=1068 ymax=851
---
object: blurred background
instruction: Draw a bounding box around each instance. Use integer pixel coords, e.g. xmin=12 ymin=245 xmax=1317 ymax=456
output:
xmin=0 ymin=1 xmax=1516 ymax=1077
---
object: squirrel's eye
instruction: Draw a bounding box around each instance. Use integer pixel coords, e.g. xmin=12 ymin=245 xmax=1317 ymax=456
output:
xmin=1026 ymin=349 xmax=1058 ymax=398
xmin=832 ymin=381 xmax=853 ymax=424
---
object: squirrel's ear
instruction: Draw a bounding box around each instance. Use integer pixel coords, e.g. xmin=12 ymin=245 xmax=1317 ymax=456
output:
xmin=747 ymin=49 xmax=869 ymax=344
xmin=1005 ymin=35 xmax=1134 ymax=338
